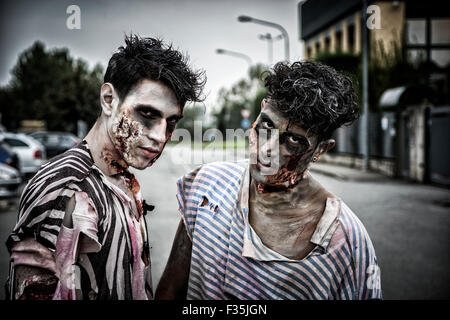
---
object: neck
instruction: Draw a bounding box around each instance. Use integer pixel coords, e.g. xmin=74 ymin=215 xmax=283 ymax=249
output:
xmin=250 ymin=170 xmax=320 ymax=213
xmin=85 ymin=118 xmax=129 ymax=177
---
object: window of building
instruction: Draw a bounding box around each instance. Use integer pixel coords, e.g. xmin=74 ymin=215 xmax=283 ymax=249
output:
xmin=405 ymin=15 xmax=450 ymax=105
xmin=406 ymin=19 xmax=426 ymax=45
xmin=405 ymin=17 xmax=450 ymax=68
xmin=431 ymin=49 xmax=450 ymax=68
xmin=407 ymin=49 xmax=427 ymax=66
xmin=431 ymin=19 xmax=450 ymax=45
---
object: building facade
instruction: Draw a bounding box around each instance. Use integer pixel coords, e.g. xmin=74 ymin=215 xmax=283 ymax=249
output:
xmin=299 ymin=0 xmax=450 ymax=186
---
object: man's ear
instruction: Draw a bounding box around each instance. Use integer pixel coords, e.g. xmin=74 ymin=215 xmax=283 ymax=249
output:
xmin=100 ymin=83 xmax=119 ymax=117
xmin=261 ymin=98 xmax=266 ymax=110
xmin=313 ymin=139 xmax=335 ymax=161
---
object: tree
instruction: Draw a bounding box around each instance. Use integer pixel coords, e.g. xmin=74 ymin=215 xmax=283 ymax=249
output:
xmin=175 ymin=103 xmax=206 ymax=136
xmin=0 ymin=41 xmax=103 ymax=133
xmin=212 ymin=63 xmax=268 ymax=133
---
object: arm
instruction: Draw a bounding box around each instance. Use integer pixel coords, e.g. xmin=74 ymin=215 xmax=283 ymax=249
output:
xmin=155 ymin=219 xmax=192 ymax=300
xmin=10 ymin=195 xmax=77 ymax=300
xmin=12 ymin=265 xmax=58 ymax=300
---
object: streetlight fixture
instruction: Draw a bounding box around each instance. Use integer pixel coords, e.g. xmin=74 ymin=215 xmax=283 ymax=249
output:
xmin=238 ymin=15 xmax=290 ymax=61
xmin=258 ymin=33 xmax=283 ymax=64
xmin=215 ymin=48 xmax=253 ymax=68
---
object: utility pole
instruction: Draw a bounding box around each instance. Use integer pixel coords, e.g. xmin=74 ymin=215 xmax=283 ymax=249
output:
xmin=258 ymin=33 xmax=283 ymax=64
xmin=361 ymin=0 xmax=370 ymax=171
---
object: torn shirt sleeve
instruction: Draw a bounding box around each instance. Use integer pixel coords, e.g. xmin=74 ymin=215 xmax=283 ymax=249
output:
xmin=70 ymin=191 xmax=101 ymax=254
xmin=52 ymin=191 xmax=101 ymax=300
xmin=10 ymin=190 xmax=102 ymax=300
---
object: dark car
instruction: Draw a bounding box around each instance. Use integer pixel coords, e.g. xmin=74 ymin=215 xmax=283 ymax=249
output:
xmin=29 ymin=131 xmax=81 ymax=159
xmin=0 ymin=162 xmax=22 ymax=200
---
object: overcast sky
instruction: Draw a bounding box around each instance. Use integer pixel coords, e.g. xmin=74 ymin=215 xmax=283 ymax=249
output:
xmin=0 ymin=0 xmax=304 ymax=112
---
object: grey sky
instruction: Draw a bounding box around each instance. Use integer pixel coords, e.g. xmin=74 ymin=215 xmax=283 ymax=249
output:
xmin=0 ymin=0 xmax=303 ymax=110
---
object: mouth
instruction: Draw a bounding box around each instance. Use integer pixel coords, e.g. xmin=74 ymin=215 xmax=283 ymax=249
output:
xmin=255 ymin=156 xmax=280 ymax=174
xmin=139 ymin=146 xmax=160 ymax=159
xmin=256 ymin=159 xmax=271 ymax=169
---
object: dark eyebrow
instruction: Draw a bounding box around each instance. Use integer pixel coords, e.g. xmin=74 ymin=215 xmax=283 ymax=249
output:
xmin=285 ymin=127 xmax=310 ymax=142
xmin=260 ymin=112 xmax=309 ymax=140
xmin=259 ymin=112 xmax=276 ymax=126
xmin=135 ymin=104 xmax=163 ymax=118
xmin=136 ymin=104 xmax=182 ymax=121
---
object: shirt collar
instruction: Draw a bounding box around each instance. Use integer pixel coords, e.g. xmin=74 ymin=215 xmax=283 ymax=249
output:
xmin=237 ymin=162 xmax=341 ymax=261
xmin=82 ymin=140 xmax=144 ymax=217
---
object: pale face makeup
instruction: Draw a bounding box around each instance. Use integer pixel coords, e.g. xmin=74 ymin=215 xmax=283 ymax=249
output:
xmin=249 ymin=99 xmax=318 ymax=189
xmin=108 ymin=79 xmax=182 ymax=170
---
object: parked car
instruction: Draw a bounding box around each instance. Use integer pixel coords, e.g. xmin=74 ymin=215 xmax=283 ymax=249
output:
xmin=0 ymin=162 xmax=22 ymax=200
xmin=29 ymin=131 xmax=81 ymax=159
xmin=0 ymin=137 xmax=20 ymax=171
xmin=1 ymin=132 xmax=46 ymax=175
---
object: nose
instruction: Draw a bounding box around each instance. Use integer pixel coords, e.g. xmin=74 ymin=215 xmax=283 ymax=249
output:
xmin=147 ymin=119 xmax=168 ymax=147
xmin=259 ymin=130 xmax=279 ymax=158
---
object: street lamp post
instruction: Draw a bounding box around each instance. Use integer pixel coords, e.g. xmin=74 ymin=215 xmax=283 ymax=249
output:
xmin=238 ymin=15 xmax=290 ymax=61
xmin=258 ymin=33 xmax=283 ymax=64
xmin=361 ymin=0 xmax=370 ymax=171
xmin=215 ymin=48 xmax=253 ymax=68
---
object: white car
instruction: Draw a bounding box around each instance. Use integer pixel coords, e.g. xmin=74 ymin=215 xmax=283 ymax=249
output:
xmin=1 ymin=132 xmax=46 ymax=175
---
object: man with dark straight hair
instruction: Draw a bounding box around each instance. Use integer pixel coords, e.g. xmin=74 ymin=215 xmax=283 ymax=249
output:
xmin=6 ymin=34 xmax=205 ymax=300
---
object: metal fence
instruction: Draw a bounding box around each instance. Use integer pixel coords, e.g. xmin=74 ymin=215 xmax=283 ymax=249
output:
xmin=331 ymin=111 xmax=396 ymax=159
xmin=428 ymin=106 xmax=450 ymax=185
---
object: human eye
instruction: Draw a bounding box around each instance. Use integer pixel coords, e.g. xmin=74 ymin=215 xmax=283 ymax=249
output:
xmin=287 ymin=135 xmax=300 ymax=145
xmin=258 ymin=116 xmax=274 ymax=130
xmin=287 ymin=134 xmax=309 ymax=149
xmin=139 ymin=109 xmax=156 ymax=119
xmin=262 ymin=120 xmax=274 ymax=129
xmin=167 ymin=118 xmax=178 ymax=125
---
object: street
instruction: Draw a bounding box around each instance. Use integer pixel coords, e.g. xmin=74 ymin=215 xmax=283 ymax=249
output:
xmin=1 ymin=146 xmax=449 ymax=299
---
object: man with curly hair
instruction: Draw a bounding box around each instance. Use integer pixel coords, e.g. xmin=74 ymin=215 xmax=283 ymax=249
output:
xmin=156 ymin=61 xmax=382 ymax=300
xmin=6 ymin=34 xmax=205 ymax=300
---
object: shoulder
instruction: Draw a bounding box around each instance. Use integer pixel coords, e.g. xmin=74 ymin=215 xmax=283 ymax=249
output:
xmin=176 ymin=161 xmax=246 ymax=216
xmin=333 ymin=201 xmax=382 ymax=298
xmin=337 ymin=202 xmax=373 ymax=246
xmin=19 ymin=143 xmax=96 ymax=212
xmin=177 ymin=161 xmax=246 ymax=195
xmin=35 ymin=143 xmax=93 ymax=181
xmin=331 ymin=200 xmax=378 ymax=265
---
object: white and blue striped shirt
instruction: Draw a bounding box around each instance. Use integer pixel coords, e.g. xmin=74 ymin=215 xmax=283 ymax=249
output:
xmin=176 ymin=161 xmax=382 ymax=300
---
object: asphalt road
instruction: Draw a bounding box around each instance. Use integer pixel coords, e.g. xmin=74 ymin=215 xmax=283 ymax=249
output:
xmin=1 ymin=146 xmax=449 ymax=299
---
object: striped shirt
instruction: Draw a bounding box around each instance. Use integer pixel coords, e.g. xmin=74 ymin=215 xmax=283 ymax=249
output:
xmin=6 ymin=141 xmax=152 ymax=300
xmin=176 ymin=161 xmax=382 ymax=300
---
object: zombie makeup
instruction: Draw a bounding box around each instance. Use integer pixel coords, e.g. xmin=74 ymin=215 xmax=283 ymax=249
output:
xmin=111 ymin=109 xmax=146 ymax=166
xmin=250 ymin=101 xmax=317 ymax=192
xmin=133 ymin=104 xmax=181 ymax=141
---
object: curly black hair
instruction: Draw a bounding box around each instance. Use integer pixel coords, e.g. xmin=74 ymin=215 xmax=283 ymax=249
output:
xmin=104 ymin=34 xmax=206 ymax=106
xmin=263 ymin=60 xmax=359 ymax=141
